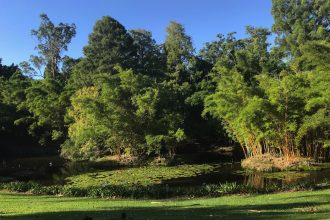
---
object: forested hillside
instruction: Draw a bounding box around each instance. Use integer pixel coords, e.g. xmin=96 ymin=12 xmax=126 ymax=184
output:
xmin=1 ymin=0 xmax=329 ymax=162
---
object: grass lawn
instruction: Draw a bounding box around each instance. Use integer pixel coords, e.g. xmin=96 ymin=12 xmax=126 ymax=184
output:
xmin=1 ymin=189 xmax=330 ymax=220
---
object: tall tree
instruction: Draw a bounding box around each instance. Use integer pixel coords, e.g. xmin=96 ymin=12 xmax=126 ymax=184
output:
xmin=295 ymin=41 xmax=330 ymax=158
xmin=272 ymin=0 xmax=330 ymax=59
xmin=71 ymin=16 xmax=136 ymax=88
xmin=15 ymin=15 xmax=76 ymax=147
xmin=31 ymin=13 xmax=76 ymax=79
xmin=164 ymin=21 xmax=194 ymax=83
xmin=130 ymin=29 xmax=165 ymax=79
xmin=83 ymin=16 xmax=135 ymax=74
xmin=235 ymin=26 xmax=272 ymax=83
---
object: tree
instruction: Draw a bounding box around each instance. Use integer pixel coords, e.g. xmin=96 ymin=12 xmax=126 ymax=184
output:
xmin=15 ymin=79 xmax=69 ymax=146
xmin=70 ymin=16 xmax=136 ymax=89
xmin=164 ymin=21 xmax=193 ymax=82
xmin=83 ymin=16 xmax=135 ymax=73
xmin=272 ymin=0 xmax=330 ymax=59
xmin=0 ymin=66 xmax=32 ymax=152
xmin=130 ymin=29 xmax=165 ymax=79
xmin=163 ymin=20 xmax=194 ymax=105
xmin=300 ymin=41 xmax=330 ymax=71
xmin=63 ymin=68 xmax=186 ymax=160
xmin=193 ymin=33 xmax=245 ymax=106
xmin=199 ymin=32 xmax=242 ymax=69
xmin=13 ymin=15 xmax=76 ymax=147
xmin=204 ymin=67 xmax=253 ymax=157
xmin=295 ymin=41 xmax=330 ymax=159
xmin=31 ymin=13 xmax=76 ymax=79
xmin=204 ymin=65 xmax=309 ymax=158
xmin=191 ymin=28 xmax=284 ymax=144
xmin=61 ymin=56 xmax=81 ymax=81
xmin=202 ymin=26 xmax=300 ymax=158
xmin=0 ymin=59 xmax=19 ymax=80
xmin=0 ymin=69 xmax=29 ymax=133
xmin=157 ymin=21 xmax=194 ymax=145
xmin=235 ymin=27 xmax=271 ymax=82
xmin=198 ymin=27 xmax=281 ymax=95
xmin=296 ymin=71 xmax=330 ymax=158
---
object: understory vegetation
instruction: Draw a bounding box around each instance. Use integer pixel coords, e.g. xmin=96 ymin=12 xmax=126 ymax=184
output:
xmin=1 ymin=178 xmax=330 ymax=199
xmin=1 ymin=0 xmax=330 ymax=165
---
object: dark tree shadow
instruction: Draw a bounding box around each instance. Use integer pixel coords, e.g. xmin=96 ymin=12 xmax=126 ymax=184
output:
xmin=2 ymin=200 xmax=330 ymax=220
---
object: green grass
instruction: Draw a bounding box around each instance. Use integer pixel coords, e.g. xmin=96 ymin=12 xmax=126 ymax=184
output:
xmin=66 ymin=164 xmax=217 ymax=187
xmin=1 ymin=189 xmax=330 ymax=219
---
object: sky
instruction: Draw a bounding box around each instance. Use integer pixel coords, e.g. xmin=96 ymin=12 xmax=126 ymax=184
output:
xmin=0 ymin=0 xmax=274 ymax=66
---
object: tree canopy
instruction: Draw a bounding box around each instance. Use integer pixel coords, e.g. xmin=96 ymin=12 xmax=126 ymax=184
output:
xmin=2 ymin=1 xmax=330 ymax=161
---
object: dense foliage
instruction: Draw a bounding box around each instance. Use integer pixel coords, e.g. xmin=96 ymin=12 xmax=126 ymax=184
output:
xmin=1 ymin=178 xmax=327 ymax=199
xmin=1 ymin=1 xmax=329 ymax=161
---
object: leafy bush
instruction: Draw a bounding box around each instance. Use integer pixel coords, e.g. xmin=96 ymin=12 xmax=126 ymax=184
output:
xmin=1 ymin=180 xmax=330 ymax=199
xmin=0 ymin=181 xmax=37 ymax=192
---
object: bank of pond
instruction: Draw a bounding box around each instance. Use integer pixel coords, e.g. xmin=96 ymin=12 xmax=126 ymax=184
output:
xmin=2 ymin=154 xmax=330 ymax=199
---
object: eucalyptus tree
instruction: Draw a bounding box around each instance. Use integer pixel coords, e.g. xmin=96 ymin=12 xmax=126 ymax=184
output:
xmin=16 ymin=15 xmax=76 ymax=146
xmin=31 ymin=13 xmax=76 ymax=79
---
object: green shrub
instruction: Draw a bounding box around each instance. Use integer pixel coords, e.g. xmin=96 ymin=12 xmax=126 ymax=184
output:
xmin=0 ymin=181 xmax=36 ymax=192
xmin=61 ymin=186 xmax=88 ymax=197
xmin=1 ymin=180 xmax=330 ymax=199
xmin=30 ymin=185 xmax=62 ymax=195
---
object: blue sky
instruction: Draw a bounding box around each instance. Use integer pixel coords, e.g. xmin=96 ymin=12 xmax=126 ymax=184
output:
xmin=0 ymin=0 xmax=274 ymax=66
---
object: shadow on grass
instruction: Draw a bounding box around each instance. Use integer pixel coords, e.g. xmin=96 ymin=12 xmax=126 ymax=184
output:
xmin=2 ymin=201 xmax=330 ymax=220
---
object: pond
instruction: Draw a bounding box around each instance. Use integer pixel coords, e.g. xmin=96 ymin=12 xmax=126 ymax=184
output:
xmin=164 ymin=162 xmax=330 ymax=188
xmin=1 ymin=156 xmax=330 ymax=188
